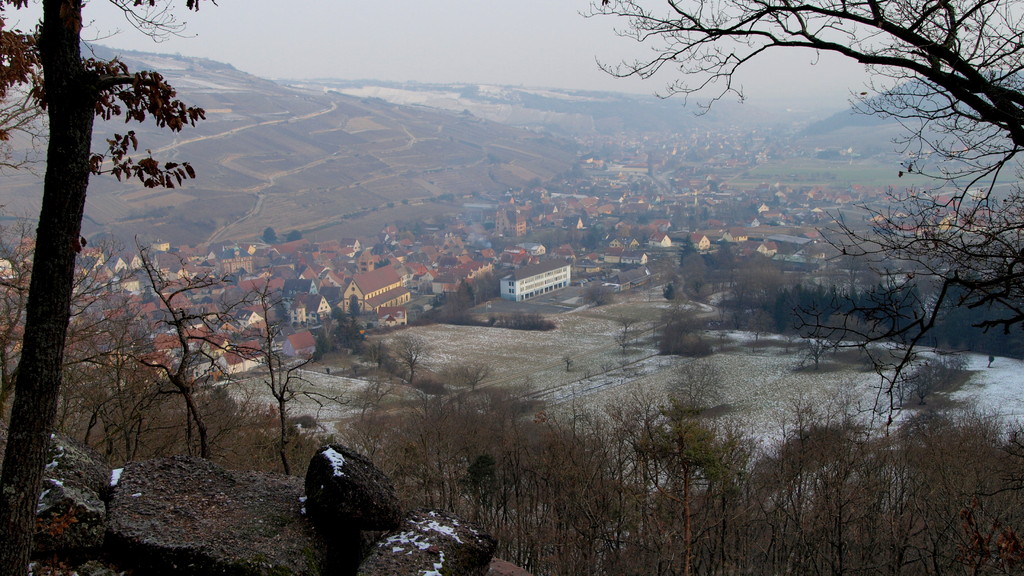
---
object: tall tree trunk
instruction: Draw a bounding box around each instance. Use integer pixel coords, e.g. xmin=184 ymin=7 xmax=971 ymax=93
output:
xmin=278 ymin=397 xmax=291 ymax=475
xmin=181 ymin=388 xmax=210 ymax=459
xmin=0 ymin=1 xmax=94 ymax=571
xmin=683 ymin=470 xmax=693 ymax=576
xmin=0 ymin=347 xmax=13 ymax=414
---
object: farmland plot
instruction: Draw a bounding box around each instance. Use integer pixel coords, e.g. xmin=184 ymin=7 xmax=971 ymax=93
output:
xmin=379 ymin=305 xmax=890 ymax=437
xmin=235 ymin=298 xmax=1024 ymax=441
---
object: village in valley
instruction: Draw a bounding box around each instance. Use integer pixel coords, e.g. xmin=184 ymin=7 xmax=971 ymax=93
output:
xmin=10 ymin=0 xmax=1024 ymax=572
xmin=43 ymin=124 xmax=904 ymax=385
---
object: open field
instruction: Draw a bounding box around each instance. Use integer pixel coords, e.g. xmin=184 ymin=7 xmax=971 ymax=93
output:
xmin=379 ymin=308 xmax=887 ymax=442
xmin=727 ymin=156 xmax=934 ymax=189
xmin=234 ymin=292 xmax=1024 ymax=444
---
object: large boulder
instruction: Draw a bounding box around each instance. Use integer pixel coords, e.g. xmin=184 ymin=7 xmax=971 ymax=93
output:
xmin=44 ymin=433 xmax=112 ymax=498
xmin=0 ymin=423 xmax=110 ymax=554
xmin=35 ymin=476 xmax=107 ymax=554
xmin=106 ymin=455 xmax=327 ymax=576
xmin=304 ymin=444 xmax=402 ymax=532
xmin=33 ymin=434 xmax=111 ymax=554
xmin=358 ymin=509 xmax=497 ymax=576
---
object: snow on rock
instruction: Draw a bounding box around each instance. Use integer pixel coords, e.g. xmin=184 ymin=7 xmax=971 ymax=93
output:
xmin=321 ymin=446 xmax=346 ymax=476
xmin=35 ymin=476 xmax=106 ymax=554
xmin=45 ymin=444 xmax=64 ymax=469
xmin=358 ymin=509 xmax=496 ymax=576
xmin=423 ymin=551 xmax=446 ymax=576
xmin=304 ymin=443 xmax=402 ymax=531
xmin=29 ymin=433 xmax=112 ymax=555
xmin=418 ymin=511 xmax=464 ymax=544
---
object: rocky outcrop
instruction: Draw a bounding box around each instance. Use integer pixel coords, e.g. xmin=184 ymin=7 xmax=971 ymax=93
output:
xmin=45 ymin=433 xmax=111 ymax=497
xmin=358 ymin=509 xmax=497 ymax=576
xmin=33 ymin=433 xmax=111 ymax=555
xmin=105 ymin=455 xmax=326 ymax=576
xmin=304 ymin=444 xmax=403 ymax=532
xmin=0 ymin=436 xmax=527 ymax=576
xmin=0 ymin=424 xmax=109 ymax=554
xmin=35 ymin=476 xmax=107 ymax=554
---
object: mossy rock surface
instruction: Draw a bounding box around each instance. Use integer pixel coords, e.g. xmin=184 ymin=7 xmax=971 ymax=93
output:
xmin=106 ymin=455 xmax=329 ymax=576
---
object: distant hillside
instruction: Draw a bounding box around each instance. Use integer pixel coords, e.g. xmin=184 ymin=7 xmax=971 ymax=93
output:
xmin=303 ymin=79 xmax=798 ymax=136
xmin=796 ymin=92 xmax=930 ymax=158
xmin=0 ymin=48 xmax=579 ymax=245
xmin=0 ymin=48 xmax=892 ymax=245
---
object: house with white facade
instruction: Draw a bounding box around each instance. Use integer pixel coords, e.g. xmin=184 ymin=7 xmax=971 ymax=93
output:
xmin=500 ymin=260 xmax=571 ymax=302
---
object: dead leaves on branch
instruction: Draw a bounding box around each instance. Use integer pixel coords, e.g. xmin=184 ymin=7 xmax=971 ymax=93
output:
xmin=94 ymin=129 xmax=197 ymax=189
xmin=87 ymin=60 xmax=205 ymax=188
xmin=93 ymin=132 xmax=196 ymax=188
xmin=0 ymin=17 xmax=40 ymax=147
xmin=89 ymin=60 xmax=206 ymax=129
xmin=125 ymin=0 xmax=206 ymax=9
xmin=0 ymin=4 xmax=209 ymax=187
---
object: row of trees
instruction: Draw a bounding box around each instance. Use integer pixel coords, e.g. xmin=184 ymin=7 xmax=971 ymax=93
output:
xmin=343 ymin=380 xmax=1024 ymax=576
xmin=669 ymin=244 xmax=1024 ymax=364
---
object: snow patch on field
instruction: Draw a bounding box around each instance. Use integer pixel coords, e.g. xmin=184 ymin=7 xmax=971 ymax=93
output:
xmin=233 ymin=302 xmax=1024 ymax=440
xmin=950 ymin=354 xmax=1024 ymax=419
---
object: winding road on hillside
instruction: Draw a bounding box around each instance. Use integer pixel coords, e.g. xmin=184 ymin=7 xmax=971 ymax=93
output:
xmin=110 ymin=92 xmax=530 ymax=244
xmin=110 ymin=100 xmax=339 ymax=244
xmin=149 ymin=101 xmax=340 ymax=156
xmin=203 ymin=100 xmax=447 ymax=243
xmin=205 ymin=102 xmax=493 ymax=243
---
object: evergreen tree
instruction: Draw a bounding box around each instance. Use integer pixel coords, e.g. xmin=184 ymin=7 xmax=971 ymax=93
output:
xmin=663 ymin=282 xmax=676 ymax=301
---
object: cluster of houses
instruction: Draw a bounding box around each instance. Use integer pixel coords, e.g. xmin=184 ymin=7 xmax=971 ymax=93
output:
xmin=56 ymin=214 xmax=668 ymax=377
xmin=50 ymin=136 xmax=897 ymax=377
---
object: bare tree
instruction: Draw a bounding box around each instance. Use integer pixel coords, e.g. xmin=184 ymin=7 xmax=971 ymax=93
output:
xmin=239 ymin=283 xmax=312 ymax=475
xmin=441 ymin=362 xmax=492 ymax=391
xmin=583 ymin=282 xmax=614 ymax=307
xmin=614 ymin=315 xmax=641 ymax=353
xmin=747 ymin=309 xmax=775 ymax=344
xmin=670 ymin=359 xmax=722 ymax=411
xmin=59 ymin=298 xmax=164 ymax=462
xmin=135 ymin=247 xmax=240 ymax=460
xmin=659 ymin=303 xmax=712 ymax=356
xmin=800 ymin=337 xmax=833 ymax=371
xmin=903 ymin=352 xmax=967 ymax=406
xmin=680 ymin=253 xmax=708 ymax=298
xmin=391 ymin=334 xmax=427 ymax=386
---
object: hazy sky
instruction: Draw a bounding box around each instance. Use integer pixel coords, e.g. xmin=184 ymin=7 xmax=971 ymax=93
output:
xmin=24 ymin=0 xmax=870 ymax=109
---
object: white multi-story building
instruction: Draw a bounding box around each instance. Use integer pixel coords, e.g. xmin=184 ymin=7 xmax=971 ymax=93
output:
xmin=500 ymin=260 xmax=572 ymax=301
